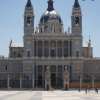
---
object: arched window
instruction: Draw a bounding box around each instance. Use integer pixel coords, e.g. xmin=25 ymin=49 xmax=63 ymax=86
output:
xmin=50 ymin=41 xmax=56 ymax=57
xmin=18 ymin=53 xmax=21 ymax=57
xmin=44 ymin=25 xmax=48 ymax=32
xmin=64 ymin=41 xmax=68 ymax=57
xmin=41 ymin=28 xmax=42 ymax=33
xmin=5 ymin=65 xmax=8 ymax=71
xmin=13 ymin=51 xmax=16 ymax=57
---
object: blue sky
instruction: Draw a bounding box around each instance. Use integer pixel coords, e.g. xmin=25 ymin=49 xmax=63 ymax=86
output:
xmin=0 ymin=0 xmax=100 ymax=57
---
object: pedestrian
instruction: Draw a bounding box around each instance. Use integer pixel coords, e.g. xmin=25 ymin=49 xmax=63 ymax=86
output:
xmin=47 ymin=84 xmax=49 ymax=91
xmin=95 ymin=88 xmax=98 ymax=94
xmin=78 ymin=88 xmax=80 ymax=92
xmin=85 ymin=88 xmax=87 ymax=94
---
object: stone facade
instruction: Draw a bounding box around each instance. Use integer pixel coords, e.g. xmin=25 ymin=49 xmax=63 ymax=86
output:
xmin=0 ymin=0 xmax=100 ymax=90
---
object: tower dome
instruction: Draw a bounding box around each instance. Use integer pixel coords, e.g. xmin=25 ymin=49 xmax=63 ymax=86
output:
xmin=39 ymin=0 xmax=63 ymax=33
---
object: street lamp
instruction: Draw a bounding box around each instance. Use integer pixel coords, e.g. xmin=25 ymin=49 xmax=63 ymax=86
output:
xmin=79 ymin=74 xmax=82 ymax=90
xmin=92 ymin=74 xmax=95 ymax=89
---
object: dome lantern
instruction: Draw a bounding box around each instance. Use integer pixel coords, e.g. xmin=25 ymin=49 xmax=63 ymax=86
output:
xmin=47 ymin=0 xmax=54 ymax=11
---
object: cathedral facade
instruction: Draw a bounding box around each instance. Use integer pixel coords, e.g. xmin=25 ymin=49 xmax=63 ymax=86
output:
xmin=0 ymin=0 xmax=100 ymax=90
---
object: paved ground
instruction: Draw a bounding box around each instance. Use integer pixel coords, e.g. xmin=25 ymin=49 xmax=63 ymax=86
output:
xmin=0 ymin=90 xmax=100 ymax=100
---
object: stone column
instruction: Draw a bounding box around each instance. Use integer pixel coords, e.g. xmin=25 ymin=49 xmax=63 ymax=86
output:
xmin=62 ymin=41 xmax=64 ymax=58
xmin=56 ymin=40 xmax=58 ymax=58
xmin=70 ymin=40 xmax=72 ymax=57
xmin=33 ymin=38 xmax=35 ymax=89
xmin=64 ymin=66 xmax=69 ymax=89
xmin=7 ymin=73 xmax=10 ymax=89
xmin=20 ymin=73 xmax=22 ymax=89
xmin=32 ymin=65 xmax=35 ymax=89
xmin=42 ymin=40 xmax=44 ymax=58
xmin=80 ymin=75 xmax=82 ymax=90
xmin=92 ymin=75 xmax=95 ymax=89
xmin=42 ymin=65 xmax=44 ymax=89
xmin=37 ymin=40 xmax=38 ymax=57
xmin=68 ymin=40 xmax=70 ymax=57
xmin=35 ymin=40 xmax=37 ymax=57
xmin=49 ymin=41 xmax=50 ymax=57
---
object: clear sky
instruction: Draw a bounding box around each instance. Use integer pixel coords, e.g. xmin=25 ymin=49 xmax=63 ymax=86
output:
xmin=0 ymin=0 xmax=100 ymax=57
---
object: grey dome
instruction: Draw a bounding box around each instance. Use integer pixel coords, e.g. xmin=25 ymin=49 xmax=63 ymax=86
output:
xmin=40 ymin=10 xmax=62 ymax=24
xmin=40 ymin=0 xmax=62 ymax=25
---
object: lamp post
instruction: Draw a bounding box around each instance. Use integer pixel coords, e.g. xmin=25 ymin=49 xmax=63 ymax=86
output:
xmin=92 ymin=74 xmax=95 ymax=89
xmin=7 ymin=73 xmax=10 ymax=89
xmin=79 ymin=74 xmax=82 ymax=90
xmin=33 ymin=36 xmax=36 ymax=89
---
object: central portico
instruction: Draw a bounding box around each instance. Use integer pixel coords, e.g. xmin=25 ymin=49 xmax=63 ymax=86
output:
xmin=23 ymin=0 xmax=83 ymax=90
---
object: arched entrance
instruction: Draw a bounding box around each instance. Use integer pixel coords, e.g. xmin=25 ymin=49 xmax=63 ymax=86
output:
xmin=51 ymin=73 xmax=56 ymax=89
xmin=50 ymin=73 xmax=63 ymax=89
xmin=50 ymin=65 xmax=63 ymax=89
xmin=37 ymin=75 xmax=43 ymax=88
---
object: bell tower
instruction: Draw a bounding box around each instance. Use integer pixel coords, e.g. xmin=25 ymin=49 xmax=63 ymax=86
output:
xmin=71 ymin=0 xmax=82 ymax=57
xmin=24 ymin=0 xmax=34 ymax=57
xmin=24 ymin=0 xmax=34 ymax=35
xmin=71 ymin=0 xmax=82 ymax=36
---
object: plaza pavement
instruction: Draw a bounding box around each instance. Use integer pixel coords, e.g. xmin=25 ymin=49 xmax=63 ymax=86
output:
xmin=0 ymin=90 xmax=100 ymax=100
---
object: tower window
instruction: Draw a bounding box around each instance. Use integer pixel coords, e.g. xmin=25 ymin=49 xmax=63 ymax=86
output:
xmin=27 ymin=16 xmax=31 ymax=25
xmin=76 ymin=51 xmax=79 ymax=57
xmin=75 ymin=16 xmax=79 ymax=24
xmin=27 ymin=51 xmax=31 ymax=57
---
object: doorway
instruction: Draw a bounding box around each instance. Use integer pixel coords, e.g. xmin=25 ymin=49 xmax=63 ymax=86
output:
xmin=51 ymin=73 xmax=56 ymax=89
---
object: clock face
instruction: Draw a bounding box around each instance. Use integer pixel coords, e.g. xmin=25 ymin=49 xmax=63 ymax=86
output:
xmin=74 ymin=16 xmax=80 ymax=25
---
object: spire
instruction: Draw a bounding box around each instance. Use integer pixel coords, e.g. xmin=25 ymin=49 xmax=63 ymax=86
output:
xmin=26 ymin=0 xmax=32 ymax=8
xmin=74 ymin=0 xmax=80 ymax=8
xmin=47 ymin=0 xmax=54 ymax=11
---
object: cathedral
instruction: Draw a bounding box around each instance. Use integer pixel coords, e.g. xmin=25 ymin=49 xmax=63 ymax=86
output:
xmin=0 ymin=0 xmax=100 ymax=90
